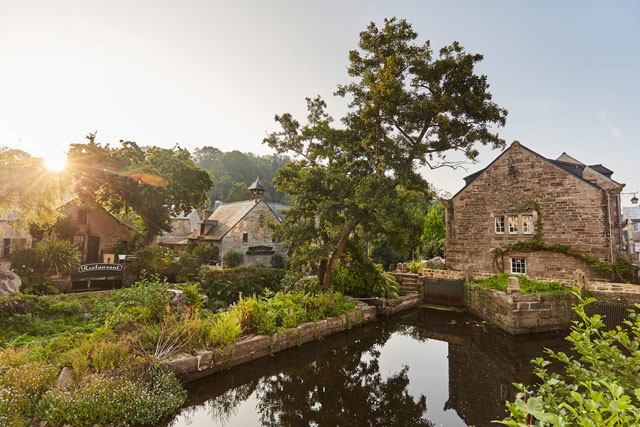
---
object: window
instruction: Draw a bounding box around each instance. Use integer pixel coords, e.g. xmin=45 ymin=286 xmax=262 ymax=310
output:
xmin=2 ymin=239 xmax=10 ymax=258
xmin=73 ymin=235 xmax=85 ymax=250
xmin=495 ymin=216 xmax=505 ymax=234
xmin=77 ymin=210 xmax=88 ymax=225
xmin=522 ymin=215 xmax=533 ymax=234
xmin=242 ymin=233 xmax=248 ymax=243
xmin=508 ymin=216 xmax=519 ymax=234
xmin=511 ymin=258 xmax=527 ymax=275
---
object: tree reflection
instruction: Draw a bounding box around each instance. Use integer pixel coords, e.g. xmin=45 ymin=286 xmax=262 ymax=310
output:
xmin=252 ymin=334 xmax=433 ymax=427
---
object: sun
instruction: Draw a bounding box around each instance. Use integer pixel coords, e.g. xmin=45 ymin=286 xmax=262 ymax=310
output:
xmin=44 ymin=152 xmax=67 ymax=172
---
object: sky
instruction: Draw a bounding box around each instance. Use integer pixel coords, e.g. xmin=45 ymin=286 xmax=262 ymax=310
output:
xmin=1 ymin=0 xmax=638 ymax=204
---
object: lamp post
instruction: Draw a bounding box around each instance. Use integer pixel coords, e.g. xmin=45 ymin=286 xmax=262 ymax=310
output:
xmin=621 ymin=192 xmax=639 ymax=205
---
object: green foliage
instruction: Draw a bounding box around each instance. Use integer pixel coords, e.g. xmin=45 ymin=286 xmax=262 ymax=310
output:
xmin=10 ymin=238 xmax=80 ymax=294
xmin=67 ymin=134 xmax=212 ymax=241
xmin=471 ymin=273 xmax=571 ymax=294
xmin=36 ymin=369 xmax=186 ymax=427
xmin=223 ymin=251 xmax=244 ymax=268
xmin=131 ymin=244 xmax=208 ymax=282
xmin=270 ymin=252 xmax=287 ymax=269
xmin=420 ymin=201 xmax=446 ymax=258
xmin=0 ymin=147 xmax=67 ymax=229
xmin=35 ymin=238 xmax=81 ymax=275
xmin=192 ymin=146 xmax=291 ymax=204
xmin=234 ymin=290 xmax=357 ymax=336
xmin=130 ymin=244 xmax=174 ymax=277
xmin=370 ymin=236 xmax=406 ymax=270
xmin=192 ymin=244 xmax=219 ymax=265
xmin=496 ymin=291 xmax=640 ymax=426
xmin=408 ymin=260 xmax=421 ymax=274
xmin=331 ymin=260 xmax=400 ymax=299
xmin=266 ymin=18 xmax=505 ymax=288
xmin=200 ymin=266 xmax=286 ymax=310
xmin=0 ymin=272 xmax=362 ymax=425
xmin=0 ymin=348 xmax=58 ymax=426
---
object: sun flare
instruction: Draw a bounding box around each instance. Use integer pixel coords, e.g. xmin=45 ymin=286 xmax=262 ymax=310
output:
xmin=44 ymin=152 xmax=67 ymax=172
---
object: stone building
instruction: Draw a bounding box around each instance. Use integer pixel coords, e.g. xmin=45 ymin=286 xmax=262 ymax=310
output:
xmin=188 ymin=178 xmax=286 ymax=266
xmin=445 ymin=141 xmax=625 ymax=281
xmin=0 ymin=213 xmax=31 ymax=268
xmin=58 ymin=201 xmax=139 ymax=263
xmin=157 ymin=209 xmax=202 ymax=251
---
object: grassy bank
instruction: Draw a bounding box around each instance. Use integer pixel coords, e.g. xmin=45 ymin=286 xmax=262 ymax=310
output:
xmin=0 ymin=277 xmax=357 ymax=426
xmin=471 ymin=273 xmax=571 ymax=294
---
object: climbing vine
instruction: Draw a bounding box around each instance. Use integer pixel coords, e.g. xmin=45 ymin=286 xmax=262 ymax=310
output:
xmin=491 ymin=200 xmax=639 ymax=283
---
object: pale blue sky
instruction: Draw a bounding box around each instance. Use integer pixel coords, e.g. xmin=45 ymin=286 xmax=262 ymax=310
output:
xmin=1 ymin=1 xmax=638 ymax=202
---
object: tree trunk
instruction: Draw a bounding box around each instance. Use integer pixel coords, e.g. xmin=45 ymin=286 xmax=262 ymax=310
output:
xmin=320 ymin=222 xmax=359 ymax=290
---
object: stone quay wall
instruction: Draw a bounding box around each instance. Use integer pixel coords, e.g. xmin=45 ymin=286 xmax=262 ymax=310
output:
xmin=463 ymin=283 xmax=576 ymax=335
xmin=164 ymin=304 xmax=377 ymax=382
xmin=368 ymin=294 xmax=420 ymax=316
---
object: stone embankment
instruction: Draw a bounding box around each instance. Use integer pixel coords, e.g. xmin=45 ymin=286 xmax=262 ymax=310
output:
xmin=165 ymin=303 xmax=377 ymax=382
xmin=368 ymin=293 xmax=420 ymax=316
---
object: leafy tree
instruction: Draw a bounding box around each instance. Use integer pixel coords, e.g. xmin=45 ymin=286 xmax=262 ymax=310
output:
xmin=67 ymin=134 xmax=212 ymax=242
xmin=0 ymin=148 xmax=67 ymax=228
xmin=266 ymin=18 xmax=507 ymax=289
xmin=225 ymin=182 xmax=251 ymax=202
xmin=192 ymin=148 xmax=291 ymax=204
xmin=421 ymin=201 xmax=445 ymax=258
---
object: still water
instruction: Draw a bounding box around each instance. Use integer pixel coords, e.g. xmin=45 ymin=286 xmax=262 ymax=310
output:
xmin=165 ymin=308 xmax=569 ymax=427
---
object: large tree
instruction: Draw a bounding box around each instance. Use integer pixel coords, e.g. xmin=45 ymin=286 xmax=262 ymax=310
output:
xmin=0 ymin=148 xmax=67 ymax=228
xmin=266 ymin=18 xmax=507 ymax=289
xmin=67 ymin=134 xmax=212 ymax=242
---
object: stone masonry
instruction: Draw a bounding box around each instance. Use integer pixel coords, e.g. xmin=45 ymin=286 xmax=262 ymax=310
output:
xmin=445 ymin=141 xmax=623 ymax=282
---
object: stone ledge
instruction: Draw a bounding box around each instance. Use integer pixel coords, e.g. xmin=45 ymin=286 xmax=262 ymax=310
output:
xmin=164 ymin=304 xmax=377 ymax=382
xmin=367 ymin=293 xmax=420 ymax=316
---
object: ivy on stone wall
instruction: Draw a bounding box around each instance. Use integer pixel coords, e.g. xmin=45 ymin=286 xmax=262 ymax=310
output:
xmin=491 ymin=200 xmax=639 ymax=284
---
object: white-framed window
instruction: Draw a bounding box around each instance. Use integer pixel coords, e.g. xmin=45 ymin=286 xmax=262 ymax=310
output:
xmin=495 ymin=216 xmax=505 ymax=234
xmin=511 ymin=258 xmax=527 ymax=275
xmin=508 ymin=216 xmax=519 ymax=234
xmin=522 ymin=215 xmax=533 ymax=234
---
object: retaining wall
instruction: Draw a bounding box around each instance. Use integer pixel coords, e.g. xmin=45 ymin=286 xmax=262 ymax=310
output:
xmin=367 ymin=294 xmax=420 ymax=315
xmin=464 ymin=283 xmax=575 ymax=335
xmin=164 ymin=304 xmax=377 ymax=382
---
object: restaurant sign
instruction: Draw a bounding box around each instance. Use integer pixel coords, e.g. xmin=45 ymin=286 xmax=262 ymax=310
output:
xmin=78 ymin=263 xmax=123 ymax=273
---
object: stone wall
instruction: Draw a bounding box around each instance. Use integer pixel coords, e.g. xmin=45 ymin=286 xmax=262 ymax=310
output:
xmin=463 ymin=283 xmax=576 ymax=335
xmin=61 ymin=202 xmax=138 ymax=264
xmin=165 ymin=304 xmax=377 ymax=382
xmin=445 ymin=141 xmax=621 ymax=282
xmin=367 ymin=294 xmax=420 ymax=315
xmin=585 ymin=281 xmax=640 ymax=305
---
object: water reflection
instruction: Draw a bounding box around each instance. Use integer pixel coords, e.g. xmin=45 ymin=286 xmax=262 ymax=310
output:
xmin=165 ymin=308 xmax=569 ymax=427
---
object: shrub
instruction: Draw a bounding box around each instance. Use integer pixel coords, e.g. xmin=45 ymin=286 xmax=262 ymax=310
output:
xmin=223 ymin=251 xmax=244 ymax=268
xmin=408 ymin=260 xmax=421 ymax=274
xmin=471 ymin=273 xmax=571 ymax=294
xmin=200 ymin=266 xmax=286 ymax=310
xmin=192 ymin=244 xmax=219 ymax=265
xmin=36 ymin=369 xmax=186 ymax=426
xmin=496 ymin=291 xmax=640 ymax=426
xmin=0 ymin=348 xmax=58 ymax=426
xmin=130 ymin=244 xmax=174 ymax=278
xmin=331 ymin=260 xmax=400 ymax=299
xmin=36 ymin=238 xmax=81 ymax=275
xmin=270 ymin=253 xmax=287 ymax=269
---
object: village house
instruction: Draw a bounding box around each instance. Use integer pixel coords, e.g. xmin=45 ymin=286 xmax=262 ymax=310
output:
xmin=445 ymin=141 xmax=625 ymax=281
xmin=57 ymin=200 xmax=139 ymax=264
xmin=188 ymin=178 xmax=286 ymax=266
xmin=157 ymin=209 xmax=202 ymax=251
xmin=622 ymin=206 xmax=640 ymax=264
xmin=0 ymin=212 xmax=31 ymax=268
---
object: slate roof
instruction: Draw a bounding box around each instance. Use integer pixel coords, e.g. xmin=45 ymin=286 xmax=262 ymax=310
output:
xmin=189 ymin=200 xmax=283 ymax=241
